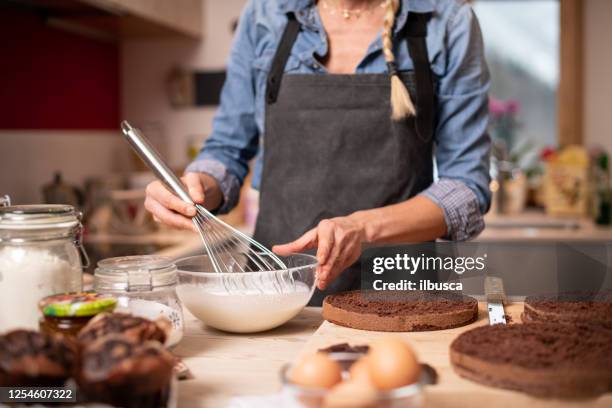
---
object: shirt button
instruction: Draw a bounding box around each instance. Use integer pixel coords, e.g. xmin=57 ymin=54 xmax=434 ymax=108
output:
xmin=312 ymin=62 xmax=320 ymax=69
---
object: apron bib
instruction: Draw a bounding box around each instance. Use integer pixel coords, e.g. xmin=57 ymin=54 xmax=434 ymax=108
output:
xmin=254 ymin=12 xmax=436 ymax=305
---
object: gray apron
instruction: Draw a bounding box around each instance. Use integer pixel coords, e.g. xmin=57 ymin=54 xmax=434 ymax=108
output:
xmin=253 ymin=12 xmax=436 ymax=305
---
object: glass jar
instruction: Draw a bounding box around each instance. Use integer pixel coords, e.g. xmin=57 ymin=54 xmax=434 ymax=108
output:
xmin=38 ymin=292 xmax=117 ymax=339
xmin=94 ymin=255 xmax=184 ymax=347
xmin=0 ymin=204 xmax=86 ymax=331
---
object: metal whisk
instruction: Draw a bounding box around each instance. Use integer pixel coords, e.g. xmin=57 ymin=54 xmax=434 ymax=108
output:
xmin=120 ymin=121 xmax=287 ymax=276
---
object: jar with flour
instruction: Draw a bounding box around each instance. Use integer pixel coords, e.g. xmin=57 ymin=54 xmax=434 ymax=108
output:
xmin=0 ymin=205 xmax=85 ymax=331
xmin=94 ymin=255 xmax=184 ymax=347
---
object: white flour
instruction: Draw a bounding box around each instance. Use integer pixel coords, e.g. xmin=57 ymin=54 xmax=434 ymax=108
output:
xmin=177 ymin=281 xmax=311 ymax=333
xmin=0 ymin=246 xmax=81 ymax=331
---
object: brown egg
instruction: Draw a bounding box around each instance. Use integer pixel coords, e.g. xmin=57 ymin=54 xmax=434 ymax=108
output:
xmin=323 ymin=380 xmax=378 ymax=408
xmin=366 ymin=336 xmax=421 ymax=390
xmin=349 ymin=357 xmax=373 ymax=385
xmin=291 ymin=352 xmax=343 ymax=389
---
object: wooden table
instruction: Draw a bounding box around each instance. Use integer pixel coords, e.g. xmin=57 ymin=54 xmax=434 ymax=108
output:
xmin=174 ymin=304 xmax=612 ymax=407
xmin=174 ymin=307 xmax=323 ymax=407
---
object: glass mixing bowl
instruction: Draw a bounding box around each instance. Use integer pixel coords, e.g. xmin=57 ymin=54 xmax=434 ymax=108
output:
xmin=175 ymin=253 xmax=317 ymax=333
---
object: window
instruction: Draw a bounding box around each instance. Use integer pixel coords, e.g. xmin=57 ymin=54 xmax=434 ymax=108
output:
xmin=473 ymin=0 xmax=560 ymax=163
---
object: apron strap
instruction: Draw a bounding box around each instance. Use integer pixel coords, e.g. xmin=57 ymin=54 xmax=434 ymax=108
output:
xmin=266 ymin=11 xmax=435 ymax=143
xmin=404 ymin=12 xmax=435 ymax=142
xmin=266 ymin=13 xmax=300 ymax=104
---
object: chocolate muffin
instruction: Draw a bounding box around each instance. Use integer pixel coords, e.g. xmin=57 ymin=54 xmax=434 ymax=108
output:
xmin=77 ymin=313 xmax=168 ymax=345
xmin=450 ymin=323 xmax=612 ymax=398
xmin=323 ymin=290 xmax=478 ymax=331
xmin=77 ymin=335 xmax=175 ymax=408
xmin=0 ymin=330 xmax=77 ymax=387
xmin=522 ymin=291 xmax=612 ymax=329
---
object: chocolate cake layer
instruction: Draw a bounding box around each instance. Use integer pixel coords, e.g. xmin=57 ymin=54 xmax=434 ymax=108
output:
xmin=450 ymin=323 xmax=612 ymax=398
xmin=319 ymin=343 xmax=369 ymax=354
xmin=522 ymin=291 xmax=612 ymax=329
xmin=322 ymin=290 xmax=478 ymax=332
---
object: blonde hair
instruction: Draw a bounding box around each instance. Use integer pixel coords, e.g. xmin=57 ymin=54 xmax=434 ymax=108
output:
xmin=382 ymin=0 xmax=416 ymax=120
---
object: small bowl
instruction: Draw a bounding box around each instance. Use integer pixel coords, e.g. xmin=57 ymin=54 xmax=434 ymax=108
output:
xmin=175 ymin=253 xmax=317 ymax=333
xmin=280 ymin=351 xmax=431 ymax=408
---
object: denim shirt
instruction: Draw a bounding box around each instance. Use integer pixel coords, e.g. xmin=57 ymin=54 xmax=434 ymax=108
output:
xmin=186 ymin=0 xmax=491 ymax=241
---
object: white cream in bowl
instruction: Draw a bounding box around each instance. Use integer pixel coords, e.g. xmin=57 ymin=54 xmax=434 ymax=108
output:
xmin=177 ymin=281 xmax=311 ymax=333
xmin=175 ymin=254 xmax=317 ymax=333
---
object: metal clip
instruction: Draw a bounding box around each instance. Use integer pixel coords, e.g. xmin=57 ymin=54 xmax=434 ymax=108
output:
xmin=0 ymin=195 xmax=10 ymax=207
xmin=74 ymin=211 xmax=90 ymax=269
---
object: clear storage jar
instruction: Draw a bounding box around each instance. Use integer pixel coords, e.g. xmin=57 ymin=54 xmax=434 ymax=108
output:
xmin=0 ymin=205 xmax=85 ymax=331
xmin=94 ymin=255 xmax=184 ymax=347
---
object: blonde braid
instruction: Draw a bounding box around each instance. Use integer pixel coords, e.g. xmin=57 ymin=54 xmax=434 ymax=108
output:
xmin=382 ymin=0 xmax=416 ymax=120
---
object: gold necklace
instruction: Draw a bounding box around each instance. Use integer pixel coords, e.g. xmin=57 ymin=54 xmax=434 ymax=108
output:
xmin=320 ymin=0 xmax=388 ymax=20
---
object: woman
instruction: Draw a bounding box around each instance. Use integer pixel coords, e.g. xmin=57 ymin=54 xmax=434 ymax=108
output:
xmin=145 ymin=0 xmax=491 ymax=304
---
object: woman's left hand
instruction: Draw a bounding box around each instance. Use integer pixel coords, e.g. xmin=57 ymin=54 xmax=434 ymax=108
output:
xmin=273 ymin=215 xmax=365 ymax=290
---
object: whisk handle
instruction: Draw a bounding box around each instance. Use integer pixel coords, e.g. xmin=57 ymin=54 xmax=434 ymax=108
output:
xmin=121 ymin=121 xmax=194 ymax=205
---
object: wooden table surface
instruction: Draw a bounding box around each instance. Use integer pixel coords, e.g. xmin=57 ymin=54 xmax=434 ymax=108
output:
xmin=174 ymin=307 xmax=323 ymax=407
xmin=174 ymin=303 xmax=612 ymax=408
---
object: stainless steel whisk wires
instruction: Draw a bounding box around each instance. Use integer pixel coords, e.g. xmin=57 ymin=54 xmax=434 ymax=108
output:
xmin=191 ymin=204 xmax=294 ymax=293
xmin=120 ymin=121 xmax=292 ymax=293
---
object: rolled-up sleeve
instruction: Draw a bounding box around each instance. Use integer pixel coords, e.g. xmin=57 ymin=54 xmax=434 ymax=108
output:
xmin=185 ymin=0 xmax=260 ymax=214
xmin=185 ymin=159 xmax=241 ymax=214
xmin=420 ymin=3 xmax=492 ymax=241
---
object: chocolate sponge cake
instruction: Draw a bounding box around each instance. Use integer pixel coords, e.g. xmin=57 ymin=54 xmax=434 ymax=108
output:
xmin=322 ymin=290 xmax=478 ymax=331
xmin=523 ymin=291 xmax=612 ymax=329
xmin=450 ymin=323 xmax=612 ymax=398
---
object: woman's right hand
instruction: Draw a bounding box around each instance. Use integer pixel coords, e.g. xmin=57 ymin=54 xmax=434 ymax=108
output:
xmin=144 ymin=172 xmax=222 ymax=231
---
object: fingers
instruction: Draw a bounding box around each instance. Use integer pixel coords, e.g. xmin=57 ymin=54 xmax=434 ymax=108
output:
xmin=182 ymin=173 xmax=205 ymax=204
xmin=273 ymin=218 xmax=363 ymax=291
xmin=318 ymin=241 xmax=360 ymax=290
xmin=272 ymin=228 xmax=318 ymax=256
xmin=144 ymin=178 xmax=198 ymax=231
xmin=145 ymin=181 xmax=196 ymax=217
xmin=144 ymin=196 xmax=195 ymax=231
xmin=315 ymin=220 xmax=335 ymax=266
xmin=316 ymin=220 xmax=362 ymax=291
xmin=315 ymin=220 xmax=340 ymax=288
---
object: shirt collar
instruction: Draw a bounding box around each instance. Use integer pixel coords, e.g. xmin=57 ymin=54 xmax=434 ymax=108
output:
xmin=282 ymin=0 xmax=434 ymax=14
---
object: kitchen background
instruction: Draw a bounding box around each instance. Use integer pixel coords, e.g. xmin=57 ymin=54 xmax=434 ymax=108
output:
xmin=1 ymin=0 xmax=611 ymax=269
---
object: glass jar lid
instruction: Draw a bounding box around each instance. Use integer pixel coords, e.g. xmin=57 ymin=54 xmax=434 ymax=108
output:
xmin=0 ymin=205 xmax=80 ymax=230
xmin=94 ymin=255 xmax=178 ymax=292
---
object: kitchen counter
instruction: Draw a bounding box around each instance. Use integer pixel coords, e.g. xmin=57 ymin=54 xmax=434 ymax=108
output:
xmin=87 ymin=224 xmax=253 ymax=261
xmin=174 ymin=304 xmax=611 ymax=407
xmin=87 ymin=210 xmax=612 ymax=266
xmin=478 ymin=210 xmax=612 ymax=242
xmin=174 ymin=307 xmax=323 ymax=407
